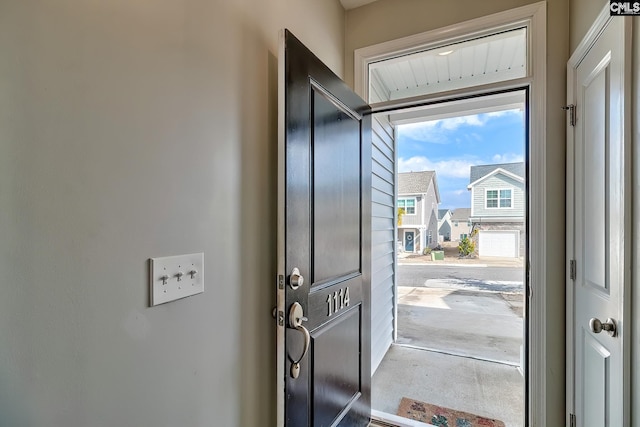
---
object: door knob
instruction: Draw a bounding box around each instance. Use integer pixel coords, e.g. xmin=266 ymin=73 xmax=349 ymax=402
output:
xmin=289 ymin=268 xmax=304 ymax=289
xmin=288 ymin=302 xmax=310 ymax=378
xmin=589 ymin=317 xmax=617 ymax=337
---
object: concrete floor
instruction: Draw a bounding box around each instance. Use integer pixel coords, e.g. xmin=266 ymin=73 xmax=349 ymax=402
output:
xmin=372 ymin=286 xmax=525 ymax=427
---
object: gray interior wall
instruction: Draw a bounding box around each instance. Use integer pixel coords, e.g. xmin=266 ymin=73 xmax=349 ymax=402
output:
xmin=371 ymin=115 xmax=397 ymax=372
xmin=0 ymin=1 xmax=345 ymax=426
xmin=345 ymin=1 xmax=570 ymax=425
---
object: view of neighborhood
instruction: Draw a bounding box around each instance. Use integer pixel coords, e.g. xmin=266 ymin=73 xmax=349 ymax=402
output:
xmin=396 ymin=110 xmax=525 ymax=259
xmin=397 ymin=162 xmax=525 ymax=258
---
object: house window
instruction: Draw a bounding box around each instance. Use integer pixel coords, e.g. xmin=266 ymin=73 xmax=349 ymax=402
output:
xmin=460 ymin=233 xmax=468 ymax=240
xmin=486 ymin=189 xmax=512 ymax=208
xmin=398 ymin=198 xmax=416 ymax=215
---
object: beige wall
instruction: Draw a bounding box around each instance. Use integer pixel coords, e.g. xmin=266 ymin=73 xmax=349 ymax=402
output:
xmin=569 ymin=0 xmax=607 ymax=51
xmin=0 ymin=1 xmax=344 ymax=426
xmin=345 ymin=1 xmax=570 ymax=425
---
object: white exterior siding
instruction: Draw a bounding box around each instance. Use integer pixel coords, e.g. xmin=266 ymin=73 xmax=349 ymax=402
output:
xmin=371 ymin=115 xmax=396 ymax=373
xmin=471 ymin=174 xmax=525 ymax=218
xmin=424 ymin=183 xmax=439 ymax=247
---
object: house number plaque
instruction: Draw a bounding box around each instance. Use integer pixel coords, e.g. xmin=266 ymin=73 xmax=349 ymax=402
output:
xmin=326 ymin=287 xmax=350 ymax=316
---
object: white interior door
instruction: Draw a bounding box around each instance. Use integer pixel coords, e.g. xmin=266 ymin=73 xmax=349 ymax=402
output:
xmin=568 ymin=14 xmax=630 ymax=427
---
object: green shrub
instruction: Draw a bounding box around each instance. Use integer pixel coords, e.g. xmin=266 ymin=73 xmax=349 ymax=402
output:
xmin=458 ymin=236 xmax=475 ymax=256
xmin=422 ymin=247 xmax=432 ymax=256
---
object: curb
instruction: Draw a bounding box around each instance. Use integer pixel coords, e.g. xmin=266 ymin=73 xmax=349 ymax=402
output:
xmin=399 ymin=262 xmax=489 ymax=267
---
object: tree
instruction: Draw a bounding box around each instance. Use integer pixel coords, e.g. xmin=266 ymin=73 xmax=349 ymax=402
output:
xmin=397 ymin=207 xmax=405 ymax=226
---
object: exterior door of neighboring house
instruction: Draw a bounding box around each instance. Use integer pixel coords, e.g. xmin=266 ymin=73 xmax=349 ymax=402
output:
xmin=404 ymin=231 xmax=414 ymax=253
xmin=276 ymin=30 xmax=372 ymax=427
xmin=567 ymin=13 xmax=630 ymax=427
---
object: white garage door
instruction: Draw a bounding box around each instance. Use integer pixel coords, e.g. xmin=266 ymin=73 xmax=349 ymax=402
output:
xmin=478 ymin=230 xmax=519 ymax=258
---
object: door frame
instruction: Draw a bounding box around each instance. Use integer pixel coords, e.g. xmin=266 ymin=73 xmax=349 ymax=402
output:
xmin=354 ymin=2 xmax=546 ymax=425
xmin=565 ymin=6 xmax=632 ymax=425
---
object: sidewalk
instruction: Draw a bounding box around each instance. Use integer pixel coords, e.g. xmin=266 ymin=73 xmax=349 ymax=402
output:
xmin=397 ymin=242 xmax=524 ymax=268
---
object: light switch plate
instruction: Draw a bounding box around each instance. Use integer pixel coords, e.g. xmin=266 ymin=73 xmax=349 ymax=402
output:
xmin=149 ymin=253 xmax=204 ymax=306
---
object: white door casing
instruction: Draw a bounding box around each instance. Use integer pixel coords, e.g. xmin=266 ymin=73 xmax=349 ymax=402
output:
xmin=355 ymin=4 xmax=546 ymax=423
xmin=566 ymin=10 xmax=631 ymax=427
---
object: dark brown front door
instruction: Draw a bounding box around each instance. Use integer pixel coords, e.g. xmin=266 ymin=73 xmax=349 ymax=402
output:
xmin=277 ymin=30 xmax=372 ymax=427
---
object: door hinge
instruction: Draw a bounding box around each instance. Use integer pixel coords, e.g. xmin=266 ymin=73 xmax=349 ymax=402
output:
xmin=562 ymin=104 xmax=576 ymax=126
xmin=570 ymin=260 xmax=577 ymax=281
xmin=570 ymin=413 xmax=576 ymax=427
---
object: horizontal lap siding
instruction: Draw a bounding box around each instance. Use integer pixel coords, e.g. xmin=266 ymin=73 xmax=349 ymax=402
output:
xmin=371 ymin=115 xmax=396 ymax=373
xmin=472 ymin=175 xmax=525 ymax=218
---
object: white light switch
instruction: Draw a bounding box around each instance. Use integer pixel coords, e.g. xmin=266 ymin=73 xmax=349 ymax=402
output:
xmin=149 ymin=253 xmax=204 ymax=306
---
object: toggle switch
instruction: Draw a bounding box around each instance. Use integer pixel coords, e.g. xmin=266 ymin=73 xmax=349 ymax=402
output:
xmin=149 ymin=253 xmax=204 ymax=306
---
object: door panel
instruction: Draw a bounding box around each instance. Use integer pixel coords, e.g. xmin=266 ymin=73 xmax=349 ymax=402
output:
xmin=278 ymin=29 xmax=372 ymax=427
xmin=570 ymin=16 xmax=629 ymax=427
xmin=312 ymin=87 xmax=361 ymax=284
xmin=404 ymin=232 xmax=414 ymax=252
xmin=582 ymin=69 xmax=606 ymax=289
xmin=312 ymin=309 xmax=361 ymax=427
xmin=582 ymin=332 xmax=610 ymax=426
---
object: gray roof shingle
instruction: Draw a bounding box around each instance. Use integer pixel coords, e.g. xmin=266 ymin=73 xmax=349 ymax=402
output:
xmin=450 ymin=207 xmax=471 ymax=221
xmin=438 ymin=209 xmax=450 ymax=220
xmin=398 ymin=171 xmax=435 ymax=194
xmin=469 ymin=162 xmax=525 ymax=184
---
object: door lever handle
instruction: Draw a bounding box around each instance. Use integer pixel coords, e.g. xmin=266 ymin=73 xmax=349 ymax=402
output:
xmin=288 ymin=302 xmax=310 ymax=379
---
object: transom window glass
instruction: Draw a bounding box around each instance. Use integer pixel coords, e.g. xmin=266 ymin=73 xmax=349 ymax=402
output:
xmin=486 ymin=189 xmax=512 ymax=208
xmin=398 ymin=198 xmax=416 ymax=215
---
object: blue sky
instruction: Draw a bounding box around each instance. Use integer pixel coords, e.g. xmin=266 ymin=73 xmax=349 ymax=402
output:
xmin=397 ymin=109 xmax=525 ymax=209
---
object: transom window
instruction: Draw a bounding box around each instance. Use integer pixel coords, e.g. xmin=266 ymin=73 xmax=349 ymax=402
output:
xmin=398 ymin=198 xmax=416 ymax=215
xmin=486 ymin=189 xmax=512 ymax=208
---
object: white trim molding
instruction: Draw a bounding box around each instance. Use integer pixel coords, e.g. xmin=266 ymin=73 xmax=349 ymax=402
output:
xmin=484 ymin=187 xmax=516 ymax=210
xmin=354 ymin=3 xmax=546 ymax=425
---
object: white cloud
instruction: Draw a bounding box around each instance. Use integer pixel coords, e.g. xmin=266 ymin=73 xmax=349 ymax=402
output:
xmin=491 ymin=153 xmax=524 ymax=163
xmin=439 ymin=115 xmax=485 ymax=130
xmin=398 ymin=156 xmax=478 ymax=178
xmin=485 ymin=109 xmax=522 ymax=118
xmin=399 ymin=115 xmax=485 ymax=143
xmin=398 ymin=110 xmax=521 ymax=144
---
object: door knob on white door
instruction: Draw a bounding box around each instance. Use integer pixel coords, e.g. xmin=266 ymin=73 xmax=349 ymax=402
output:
xmin=589 ymin=317 xmax=617 ymax=337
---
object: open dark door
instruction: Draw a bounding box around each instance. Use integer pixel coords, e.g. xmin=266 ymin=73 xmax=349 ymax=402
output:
xmin=276 ymin=30 xmax=372 ymax=427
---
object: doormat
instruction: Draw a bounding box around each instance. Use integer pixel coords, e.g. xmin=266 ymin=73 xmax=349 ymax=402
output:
xmin=397 ymin=397 xmax=506 ymax=427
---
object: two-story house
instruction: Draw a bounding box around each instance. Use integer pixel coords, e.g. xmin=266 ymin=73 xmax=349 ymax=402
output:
xmin=437 ymin=209 xmax=452 ymax=242
xmin=450 ymin=207 xmax=473 ymax=242
xmin=467 ymin=162 xmax=525 ymax=258
xmin=397 ymin=171 xmax=440 ymax=253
